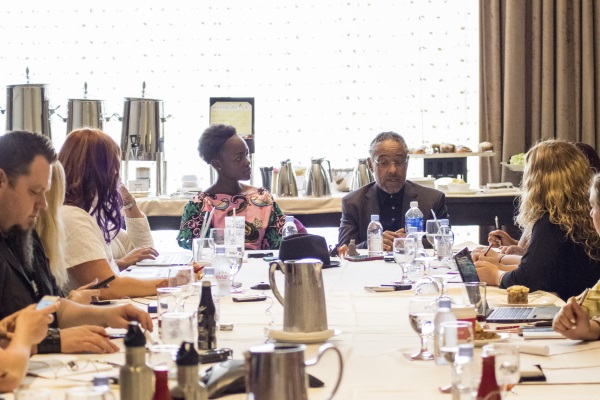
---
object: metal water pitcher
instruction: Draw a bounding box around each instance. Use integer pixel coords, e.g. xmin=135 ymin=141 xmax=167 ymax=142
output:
xmin=305 ymin=158 xmax=331 ymax=197
xmin=350 ymin=158 xmax=374 ymax=190
xmin=277 ymin=159 xmax=298 ymax=197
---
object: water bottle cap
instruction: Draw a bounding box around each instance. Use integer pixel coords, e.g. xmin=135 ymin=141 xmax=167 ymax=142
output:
xmin=285 ymin=215 xmax=294 ymax=223
xmin=410 ymin=201 xmax=418 ymax=208
xmin=457 ymin=344 xmax=474 ymax=358
xmin=124 ymin=321 xmax=146 ymax=347
xmin=438 ymin=298 xmax=452 ymax=309
xmin=370 ymin=214 xmax=380 ymax=221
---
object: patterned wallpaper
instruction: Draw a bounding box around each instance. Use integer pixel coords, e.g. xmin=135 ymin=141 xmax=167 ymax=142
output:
xmin=0 ymin=0 xmax=478 ymax=191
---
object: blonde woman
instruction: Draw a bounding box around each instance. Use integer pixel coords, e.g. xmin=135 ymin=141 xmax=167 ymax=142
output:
xmin=36 ymin=162 xmax=101 ymax=303
xmin=475 ymin=140 xmax=600 ymax=301
xmin=554 ymin=173 xmax=600 ymax=340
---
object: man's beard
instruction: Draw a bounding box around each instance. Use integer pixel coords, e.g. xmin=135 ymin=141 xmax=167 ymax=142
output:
xmin=5 ymin=226 xmax=34 ymax=272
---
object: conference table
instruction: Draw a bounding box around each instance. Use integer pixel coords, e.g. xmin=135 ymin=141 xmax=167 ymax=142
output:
xmin=137 ymin=189 xmax=522 ymax=244
xmin=12 ymin=253 xmax=600 ymax=399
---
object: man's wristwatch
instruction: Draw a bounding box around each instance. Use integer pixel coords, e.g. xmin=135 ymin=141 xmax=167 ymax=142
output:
xmin=37 ymin=328 xmax=61 ymax=354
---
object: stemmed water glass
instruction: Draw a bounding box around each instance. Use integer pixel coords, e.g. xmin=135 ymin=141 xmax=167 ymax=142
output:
xmin=224 ymin=245 xmax=244 ymax=293
xmin=485 ymin=344 xmax=520 ymax=399
xmin=393 ymin=237 xmax=417 ymax=284
xmin=413 ymin=256 xmax=440 ymax=296
xmin=407 ymin=297 xmax=438 ymax=360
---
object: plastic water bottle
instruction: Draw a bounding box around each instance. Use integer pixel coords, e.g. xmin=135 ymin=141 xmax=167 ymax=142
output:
xmin=452 ymin=345 xmax=480 ymax=400
xmin=367 ymin=214 xmax=383 ymax=257
xmin=433 ymin=298 xmax=457 ymax=365
xmin=405 ymin=201 xmax=424 ymax=232
xmin=437 ymin=220 xmax=454 ymax=263
xmin=212 ymin=246 xmax=231 ymax=297
xmin=282 ymin=215 xmax=298 ymax=238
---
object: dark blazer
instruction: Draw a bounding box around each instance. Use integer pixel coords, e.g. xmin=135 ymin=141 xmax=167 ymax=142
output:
xmin=338 ymin=181 xmax=448 ymax=248
xmin=0 ymin=231 xmax=61 ymax=321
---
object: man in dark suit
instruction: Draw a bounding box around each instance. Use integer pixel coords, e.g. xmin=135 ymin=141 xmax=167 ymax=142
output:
xmin=339 ymin=131 xmax=448 ymax=251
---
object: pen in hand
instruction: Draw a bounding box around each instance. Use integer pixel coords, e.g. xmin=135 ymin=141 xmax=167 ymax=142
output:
xmin=483 ymin=243 xmax=493 ymax=257
xmin=578 ymin=288 xmax=590 ymax=306
xmin=495 ymin=216 xmax=499 ymax=230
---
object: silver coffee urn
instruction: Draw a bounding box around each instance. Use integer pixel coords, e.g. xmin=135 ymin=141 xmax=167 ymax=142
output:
xmin=119 ymin=92 xmax=168 ymax=196
xmin=5 ymin=69 xmax=54 ymax=139
xmin=63 ymin=84 xmax=105 ymax=133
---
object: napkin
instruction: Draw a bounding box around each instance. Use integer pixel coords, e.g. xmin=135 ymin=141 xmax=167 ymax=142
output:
xmin=516 ymin=339 xmax=600 ymax=356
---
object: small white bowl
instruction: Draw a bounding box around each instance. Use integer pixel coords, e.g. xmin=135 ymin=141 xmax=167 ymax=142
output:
xmin=447 ymin=182 xmax=471 ymax=192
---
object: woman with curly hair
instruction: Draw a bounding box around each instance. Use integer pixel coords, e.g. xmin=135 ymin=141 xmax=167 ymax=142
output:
xmin=177 ymin=124 xmax=303 ymax=250
xmin=59 ymin=128 xmax=165 ymax=299
xmin=475 ymin=140 xmax=600 ymax=301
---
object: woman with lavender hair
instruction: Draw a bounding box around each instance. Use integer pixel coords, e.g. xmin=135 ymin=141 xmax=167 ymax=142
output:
xmin=58 ymin=128 xmax=166 ymax=299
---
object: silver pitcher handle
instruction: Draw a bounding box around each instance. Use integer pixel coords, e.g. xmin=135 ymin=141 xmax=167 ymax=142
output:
xmin=268 ymin=260 xmax=285 ymax=306
xmin=305 ymin=343 xmax=343 ymax=400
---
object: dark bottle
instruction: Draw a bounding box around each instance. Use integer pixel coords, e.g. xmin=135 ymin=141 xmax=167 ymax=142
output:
xmin=120 ymin=322 xmax=154 ymax=400
xmin=476 ymin=354 xmax=500 ymax=400
xmin=153 ymin=367 xmax=172 ymax=400
xmin=170 ymin=342 xmax=208 ymax=400
xmin=197 ymin=280 xmax=217 ymax=350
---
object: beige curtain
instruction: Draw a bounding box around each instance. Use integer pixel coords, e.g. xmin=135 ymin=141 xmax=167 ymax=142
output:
xmin=479 ymin=0 xmax=600 ymax=184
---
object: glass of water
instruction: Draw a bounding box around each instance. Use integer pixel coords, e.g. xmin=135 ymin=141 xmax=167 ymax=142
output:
xmin=393 ymin=237 xmax=416 ymax=284
xmin=407 ymin=297 xmax=438 ymax=360
xmin=484 ymin=344 xmax=520 ymax=399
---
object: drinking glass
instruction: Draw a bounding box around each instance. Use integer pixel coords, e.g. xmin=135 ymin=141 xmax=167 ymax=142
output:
xmin=425 ymin=220 xmax=441 ymax=249
xmin=484 ymin=344 xmax=520 ymax=399
xmin=462 ymin=282 xmax=488 ymax=322
xmin=224 ymin=245 xmax=244 ymax=292
xmin=157 ymin=287 xmax=183 ymax=319
xmin=161 ymin=311 xmax=196 ymax=345
xmin=429 ymin=264 xmax=452 ymax=301
xmin=167 ymin=266 xmax=194 ymax=311
xmin=393 ymin=237 xmax=416 ymax=284
xmin=192 ymin=237 xmax=215 ymax=265
xmin=407 ymin=297 xmax=438 ymax=360
xmin=413 ymin=256 xmax=440 ymax=296
xmin=210 ymin=228 xmax=226 ymax=246
xmin=438 ymin=321 xmax=474 ymax=364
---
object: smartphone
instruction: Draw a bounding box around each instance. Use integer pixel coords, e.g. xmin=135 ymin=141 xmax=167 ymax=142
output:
xmin=383 ymin=255 xmax=395 ymax=263
xmin=37 ymin=295 xmax=60 ymax=310
xmin=346 ymin=255 xmax=384 ymax=262
xmin=90 ymin=275 xmax=116 ymax=290
xmin=232 ymin=295 xmax=267 ymax=302
xmin=381 ymin=284 xmax=412 ymax=291
xmin=263 ymin=256 xmax=276 ymax=262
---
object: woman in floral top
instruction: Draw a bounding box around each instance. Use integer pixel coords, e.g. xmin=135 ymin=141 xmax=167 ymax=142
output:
xmin=177 ymin=124 xmax=289 ymax=250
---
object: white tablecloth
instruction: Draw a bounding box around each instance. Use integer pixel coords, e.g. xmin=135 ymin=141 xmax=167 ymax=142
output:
xmin=12 ymin=256 xmax=600 ymax=399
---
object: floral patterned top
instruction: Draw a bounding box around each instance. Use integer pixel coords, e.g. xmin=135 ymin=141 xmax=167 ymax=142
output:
xmin=177 ymin=188 xmax=285 ymax=250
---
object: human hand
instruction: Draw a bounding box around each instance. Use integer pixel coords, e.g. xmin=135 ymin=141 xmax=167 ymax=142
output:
xmin=474 ymin=260 xmax=501 ymax=286
xmin=12 ymin=303 xmax=59 ymax=345
xmin=101 ymin=304 xmax=153 ymax=332
xmin=383 ymin=230 xmax=404 ymax=252
xmin=117 ymin=246 xmax=159 ymax=268
xmin=60 ymin=325 xmax=119 ymax=354
xmin=118 ymin=183 xmax=135 ymax=205
xmin=501 ymin=245 xmax=526 ymax=256
xmin=68 ymin=279 xmax=102 ymax=304
xmin=472 ymin=251 xmax=501 ymax=263
xmin=553 ymin=297 xmax=600 ymax=340
xmin=488 ymin=230 xmax=518 ymax=247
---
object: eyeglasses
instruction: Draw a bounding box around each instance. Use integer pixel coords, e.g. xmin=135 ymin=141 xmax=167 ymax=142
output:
xmin=373 ymin=156 xmax=409 ymax=168
xmin=28 ymin=359 xmax=114 ymax=380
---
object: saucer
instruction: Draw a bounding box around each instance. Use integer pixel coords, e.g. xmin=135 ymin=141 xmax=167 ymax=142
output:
xmin=445 ymin=189 xmax=479 ymax=195
xmin=474 ymin=332 xmax=510 ymax=347
xmin=267 ymin=328 xmax=340 ymax=344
